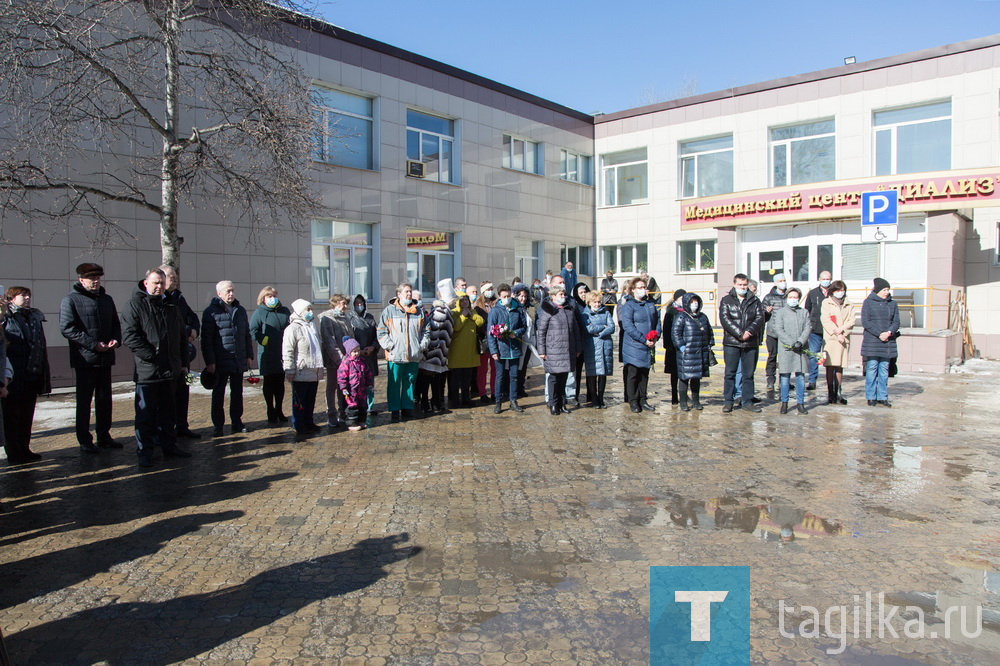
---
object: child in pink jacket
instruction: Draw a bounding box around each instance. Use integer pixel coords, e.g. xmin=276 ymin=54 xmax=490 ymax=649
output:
xmin=336 ymin=337 xmax=374 ymax=430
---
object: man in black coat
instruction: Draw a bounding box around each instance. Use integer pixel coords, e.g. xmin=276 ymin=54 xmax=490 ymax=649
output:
xmin=59 ymin=263 xmax=122 ymax=453
xmin=121 ymin=269 xmax=191 ymax=468
xmin=719 ymin=273 xmax=765 ymax=413
xmin=202 ymin=280 xmax=254 ymax=436
xmin=161 ymin=265 xmax=201 ymax=439
xmin=803 ymin=270 xmax=833 ymax=390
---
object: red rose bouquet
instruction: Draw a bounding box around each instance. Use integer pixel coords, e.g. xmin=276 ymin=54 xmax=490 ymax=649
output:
xmin=490 ymin=323 xmax=515 ymax=340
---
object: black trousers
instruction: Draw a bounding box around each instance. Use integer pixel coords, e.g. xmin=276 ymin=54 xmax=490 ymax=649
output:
xmin=262 ymin=373 xmax=286 ymax=417
xmin=573 ymin=354 xmax=585 ymax=401
xmin=174 ymin=375 xmax=191 ymax=430
xmin=451 ymin=367 xmax=474 ymax=403
xmin=765 ymin=335 xmax=778 ymax=388
xmin=516 ymin=352 xmax=531 ymax=396
xmin=624 ymin=364 xmax=650 ymax=405
xmin=75 ymin=365 xmax=113 ymax=446
xmin=135 ymin=381 xmax=177 ymax=453
xmin=678 ymin=377 xmax=701 ymax=397
xmin=417 ymin=371 xmax=446 ymax=408
xmin=211 ymin=371 xmax=244 ymax=428
xmin=546 ymin=372 xmax=569 ymax=407
xmin=2 ymin=382 xmax=41 ymax=460
xmin=344 ymin=400 xmax=368 ymax=427
xmin=724 ymin=346 xmax=758 ymax=405
xmin=586 ymin=375 xmax=607 ymax=406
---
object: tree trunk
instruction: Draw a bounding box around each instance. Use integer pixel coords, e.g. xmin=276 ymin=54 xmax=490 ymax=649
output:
xmin=160 ymin=0 xmax=181 ymax=270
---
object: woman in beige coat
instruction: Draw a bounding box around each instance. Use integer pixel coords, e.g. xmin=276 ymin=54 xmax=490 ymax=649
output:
xmin=821 ymin=280 xmax=856 ymax=405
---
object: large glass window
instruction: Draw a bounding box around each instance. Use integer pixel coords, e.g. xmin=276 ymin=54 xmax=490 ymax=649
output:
xmin=770 ymin=120 xmax=835 ymax=186
xmin=600 ymin=243 xmax=648 ymax=275
xmin=407 ymin=109 xmax=457 ymax=184
xmin=874 ymin=101 xmax=951 ymax=175
xmin=503 ymin=135 xmax=543 ymax=175
xmin=560 ymin=246 xmax=593 ymax=276
xmin=560 ymin=149 xmax=593 ymax=185
xmin=677 ymin=240 xmax=716 ymax=273
xmin=312 ymin=86 xmax=375 ymax=170
xmin=515 ymin=239 xmax=542 ymax=282
xmin=680 ymin=135 xmax=733 ymax=198
xmin=601 ymin=148 xmax=647 ymax=206
xmin=311 ymin=220 xmax=375 ymax=302
xmin=406 ymin=229 xmax=456 ymax=298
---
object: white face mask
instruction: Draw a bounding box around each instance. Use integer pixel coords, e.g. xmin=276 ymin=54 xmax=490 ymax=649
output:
xmin=776 ymin=282 xmax=787 ymax=291
xmin=553 ymin=296 xmax=566 ymax=306
xmin=633 ymin=289 xmax=647 ymax=300
xmin=820 ymin=279 xmax=832 ymax=288
xmin=500 ymin=297 xmax=511 ymax=307
xmin=691 ymin=302 xmax=700 ymax=312
xmin=590 ymin=304 xmax=602 ymax=313
xmin=833 ymin=291 xmax=845 ymax=299
xmin=735 ymin=287 xmax=748 ymax=296
xmin=483 ymin=290 xmax=495 ymax=299
xmin=787 ymin=299 xmax=800 ymax=308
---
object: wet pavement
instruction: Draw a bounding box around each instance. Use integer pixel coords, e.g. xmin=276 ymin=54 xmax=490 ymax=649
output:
xmin=2 ymin=360 xmax=1000 ymax=664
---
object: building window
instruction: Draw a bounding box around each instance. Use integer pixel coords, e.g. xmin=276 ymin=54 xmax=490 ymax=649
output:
xmin=407 ymin=109 xmax=457 ymax=184
xmin=560 ymin=245 xmax=593 ymax=276
xmin=515 ymin=239 xmax=543 ymax=282
xmin=601 ymin=148 xmax=647 ymax=206
xmin=503 ymin=135 xmax=543 ymax=175
xmin=770 ymin=120 xmax=835 ymax=186
xmin=406 ymin=229 xmax=456 ymax=298
xmin=677 ymin=240 xmax=716 ymax=273
xmin=312 ymin=86 xmax=376 ymax=170
xmin=560 ymin=149 xmax=593 ymax=185
xmin=874 ymin=100 xmax=951 ymax=176
xmin=311 ymin=220 xmax=375 ymax=302
xmin=680 ymin=135 xmax=733 ymax=198
xmin=601 ymin=243 xmax=648 ymax=275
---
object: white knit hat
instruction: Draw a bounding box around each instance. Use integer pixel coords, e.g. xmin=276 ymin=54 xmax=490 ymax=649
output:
xmin=291 ymin=298 xmax=312 ymax=316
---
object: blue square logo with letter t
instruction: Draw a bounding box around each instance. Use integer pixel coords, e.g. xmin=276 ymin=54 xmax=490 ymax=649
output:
xmin=650 ymin=566 xmax=751 ymax=665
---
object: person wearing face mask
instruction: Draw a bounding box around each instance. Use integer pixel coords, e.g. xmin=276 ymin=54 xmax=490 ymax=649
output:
xmin=450 ymin=282 xmax=478 ymax=402
xmin=122 ymin=269 xmax=192 ymax=467
xmin=570 ymin=282 xmax=591 ymax=404
xmin=449 ymin=294 xmax=483 ymax=407
xmin=619 ymin=277 xmax=660 ymax=413
xmin=579 ymin=291 xmax=614 ymax=408
xmin=377 ymin=283 xmax=431 ymax=422
xmin=282 ymin=299 xmax=324 ymax=436
xmin=319 ymin=294 xmax=354 ymax=429
xmin=861 ymin=278 xmax=899 ymax=407
xmin=804 ymin=271 xmax=834 ymax=390
xmin=772 ymin=287 xmax=812 ymax=415
xmin=250 ymin=286 xmax=291 ymax=424
xmin=202 ymin=280 xmax=255 ymax=436
xmin=821 ymin=280 xmax=856 ymax=405
xmin=59 ymin=263 xmax=122 ymax=453
xmin=486 ymin=284 xmax=527 ymax=413
xmin=733 ymin=280 xmax=762 ymax=407
xmin=417 ymin=297 xmax=453 ymax=414
xmin=671 ymin=292 xmax=714 ymax=411
xmin=537 ymin=284 xmax=582 ymax=415
xmin=719 ymin=273 xmax=765 ymax=413
xmin=513 ymin=285 xmax=537 ymax=399
xmin=474 ymin=282 xmax=498 ymax=405
xmin=760 ymin=274 xmax=790 ymax=399
xmin=2 ymin=286 xmax=51 ymax=464
xmin=347 ymin=294 xmax=380 ymax=420
xmin=662 ymin=288 xmax=686 ymax=405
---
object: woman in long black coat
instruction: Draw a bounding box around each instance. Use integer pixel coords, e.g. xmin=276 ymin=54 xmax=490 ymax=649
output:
xmin=671 ymin=292 xmax=714 ymax=411
xmin=2 ymin=287 xmax=51 ymax=464
xmin=661 ymin=288 xmax=686 ymax=405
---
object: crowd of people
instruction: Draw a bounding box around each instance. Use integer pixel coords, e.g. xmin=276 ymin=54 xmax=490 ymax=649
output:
xmin=0 ymin=260 xmax=902 ymax=470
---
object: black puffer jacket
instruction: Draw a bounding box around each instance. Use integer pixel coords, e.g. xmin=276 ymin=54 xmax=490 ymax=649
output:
xmin=201 ymin=296 xmax=253 ymax=373
xmin=59 ymin=282 xmax=121 ymax=368
xmin=121 ymin=284 xmax=186 ymax=383
xmin=804 ymin=285 xmax=828 ymax=335
xmin=760 ymin=286 xmax=787 ymax=339
xmin=719 ymin=288 xmax=764 ymax=349
xmin=3 ymin=307 xmax=51 ymax=394
xmin=347 ymin=295 xmax=380 ymax=377
xmin=860 ymin=292 xmax=900 ymax=359
xmin=671 ymin=293 xmax=715 ymax=381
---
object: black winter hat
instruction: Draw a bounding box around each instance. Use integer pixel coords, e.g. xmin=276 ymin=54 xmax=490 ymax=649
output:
xmin=873 ymin=277 xmax=891 ymax=293
xmin=200 ymin=370 xmax=217 ymax=390
xmin=672 ymin=288 xmax=687 ymax=301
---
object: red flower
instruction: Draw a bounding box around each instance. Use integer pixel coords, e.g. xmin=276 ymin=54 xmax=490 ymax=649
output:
xmin=645 ymin=331 xmax=660 ymax=342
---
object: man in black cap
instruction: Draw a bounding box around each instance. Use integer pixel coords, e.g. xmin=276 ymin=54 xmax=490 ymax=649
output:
xmin=59 ymin=262 xmax=122 ymax=453
xmin=122 ymin=269 xmax=192 ymax=467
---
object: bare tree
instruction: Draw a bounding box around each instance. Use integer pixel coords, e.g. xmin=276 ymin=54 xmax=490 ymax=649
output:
xmin=634 ymin=75 xmax=699 ymax=107
xmin=0 ymin=0 xmax=328 ymax=269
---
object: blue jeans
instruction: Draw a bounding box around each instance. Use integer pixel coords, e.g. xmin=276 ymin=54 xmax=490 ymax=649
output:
xmin=780 ymin=373 xmax=805 ymax=404
xmin=723 ymin=346 xmax=758 ymax=405
xmin=494 ymin=359 xmax=519 ymax=402
xmin=808 ymin=333 xmax=823 ymax=385
xmin=865 ymin=359 xmax=890 ymax=400
xmin=734 ymin=366 xmax=743 ymax=401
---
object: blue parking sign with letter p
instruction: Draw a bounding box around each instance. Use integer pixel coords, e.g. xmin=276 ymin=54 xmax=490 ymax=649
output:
xmin=861 ymin=191 xmax=898 ymax=226
xmin=650 ymin=566 xmax=751 ymax=665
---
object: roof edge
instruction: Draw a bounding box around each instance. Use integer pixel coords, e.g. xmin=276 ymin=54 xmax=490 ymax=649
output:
xmin=595 ymin=34 xmax=1000 ymax=124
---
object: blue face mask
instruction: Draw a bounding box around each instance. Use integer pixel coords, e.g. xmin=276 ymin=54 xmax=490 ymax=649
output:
xmin=820 ymin=280 xmax=832 ymax=288
xmin=400 ymin=298 xmax=413 ymax=307
xmin=303 ymin=311 xmax=315 ymax=321
xmin=265 ymin=296 xmax=279 ymax=308
xmin=787 ymin=299 xmax=800 ymax=308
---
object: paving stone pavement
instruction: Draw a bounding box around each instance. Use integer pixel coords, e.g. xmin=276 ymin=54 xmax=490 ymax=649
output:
xmin=2 ymin=361 xmax=1000 ymax=664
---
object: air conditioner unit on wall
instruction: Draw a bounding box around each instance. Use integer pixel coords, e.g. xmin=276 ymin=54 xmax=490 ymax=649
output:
xmin=407 ymin=160 xmax=426 ymax=178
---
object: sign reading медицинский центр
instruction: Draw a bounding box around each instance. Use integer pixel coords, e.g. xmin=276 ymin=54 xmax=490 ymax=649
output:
xmin=680 ymin=167 xmax=1000 ymax=229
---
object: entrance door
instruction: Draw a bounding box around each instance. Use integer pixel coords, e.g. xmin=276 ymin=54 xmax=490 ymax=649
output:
xmin=757 ymin=250 xmax=785 ymax=285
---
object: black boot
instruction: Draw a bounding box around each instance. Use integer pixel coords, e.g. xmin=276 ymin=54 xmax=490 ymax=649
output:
xmin=494 ymin=402 xmax=502 ymax=414
xmin=691 ymin=391 xmax=703 ymax=411
xmin=679 ymin=388 xmax=690 ymax=412
xmin=510 ymin=400 xmax=524 ymax=413
xmin=780 ymin=402 xmax=789 ymax=414
xmin=549 ymin=403 xmax=560 ymax=416
xmin=827 ymin=386 xmax=836 ymax=405
xmin=797 ymin=404 xmax=808 ymax=415
xmin=836 ymin=378 xmax=848 ymax=405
